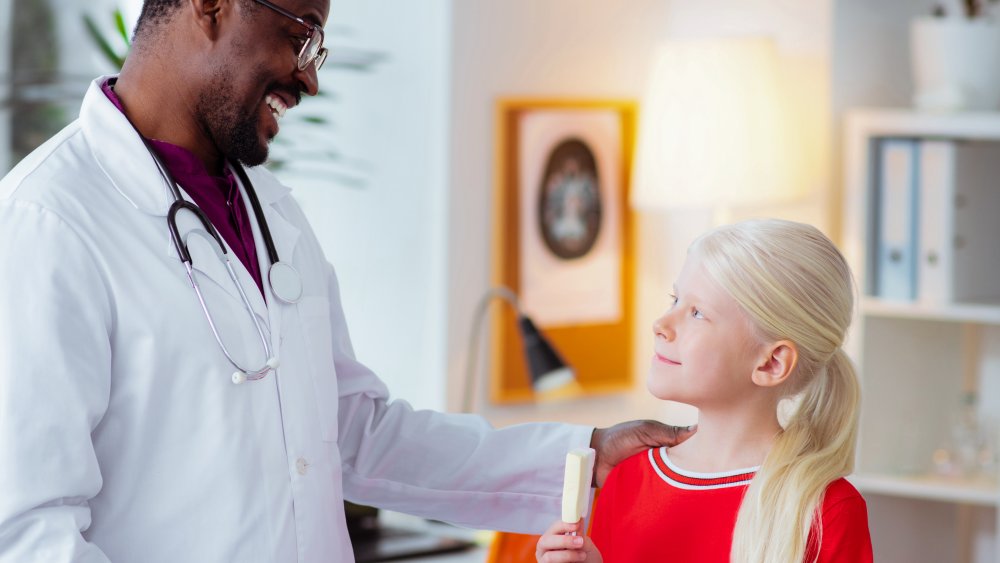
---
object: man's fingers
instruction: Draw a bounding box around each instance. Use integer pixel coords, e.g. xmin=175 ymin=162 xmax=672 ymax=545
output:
xmin=590 ymin=420 xmax=698 ymax=487
xmin=664 ymin=422 xmax=697 ymax=446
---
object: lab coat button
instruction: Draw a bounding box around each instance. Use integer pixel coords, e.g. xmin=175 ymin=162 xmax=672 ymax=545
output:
xmin=296 ymin=457 xmax=309 ymax=475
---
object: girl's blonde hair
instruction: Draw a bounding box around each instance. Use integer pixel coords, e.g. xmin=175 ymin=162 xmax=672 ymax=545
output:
xmin=689 ymin=219 xmax=860 ymax=563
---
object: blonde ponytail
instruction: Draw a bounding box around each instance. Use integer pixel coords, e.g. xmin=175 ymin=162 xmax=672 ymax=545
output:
xmin=688 ymin=219 xmax=861 ymax=563
xmin=730 ymin=349 xmax=860 ymax=562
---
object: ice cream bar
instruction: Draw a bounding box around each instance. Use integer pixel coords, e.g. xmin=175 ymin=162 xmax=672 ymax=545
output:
xmin=561 ymin=448 xmax=595 ymax=523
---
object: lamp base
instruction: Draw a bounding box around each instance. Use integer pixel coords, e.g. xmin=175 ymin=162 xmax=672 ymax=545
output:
xmin=535 ymin=377 xmax=584 ymax=403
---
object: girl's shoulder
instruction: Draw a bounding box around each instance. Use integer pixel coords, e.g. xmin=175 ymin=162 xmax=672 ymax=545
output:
xmin=602 ymin=447 xmax=663 ymax=488
xmin=822 ymin=477 xmax=866 ymax=509
xmin=812 ymin=478 xmax=874 ymax=562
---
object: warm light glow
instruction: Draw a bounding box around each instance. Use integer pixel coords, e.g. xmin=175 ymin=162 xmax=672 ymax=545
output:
xmin=632 ymin=37 xmax=801 ymax=211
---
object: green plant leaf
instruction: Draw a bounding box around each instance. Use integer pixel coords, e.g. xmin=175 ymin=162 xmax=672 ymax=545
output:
xmin=83 ymin=13 xmax=126 ymax=69
xmin=114 ymin=9 xmax=130 ymax=47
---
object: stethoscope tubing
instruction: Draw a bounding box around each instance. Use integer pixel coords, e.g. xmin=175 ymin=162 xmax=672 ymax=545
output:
xmin=145 ymin=138 xmax=283 ymax=383
xmin=111 ymin=75 xmax=294 ymax=384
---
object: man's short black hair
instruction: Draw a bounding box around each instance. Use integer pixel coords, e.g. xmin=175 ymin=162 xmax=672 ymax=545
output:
xmin=134 ymin=0 xmax=184 ymax=38
xmin=134 ymin=0 xmax=259 ymax=40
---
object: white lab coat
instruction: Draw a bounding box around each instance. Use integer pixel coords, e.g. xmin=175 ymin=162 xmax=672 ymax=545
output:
xmin=0 ymin=77 xmax=592 ymax=562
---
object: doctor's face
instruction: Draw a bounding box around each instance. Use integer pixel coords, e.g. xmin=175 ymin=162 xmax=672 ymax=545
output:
xmin=199 ymin=0 xmax=329 ymax=167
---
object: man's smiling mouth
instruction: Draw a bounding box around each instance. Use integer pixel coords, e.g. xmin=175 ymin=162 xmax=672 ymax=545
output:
xmin=265 ymin=94 xmax=288 ymax=119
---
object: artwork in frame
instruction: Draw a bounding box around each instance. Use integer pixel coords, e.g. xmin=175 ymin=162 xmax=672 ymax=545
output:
xmin=491 ymin=99 xmax=636 ymax=404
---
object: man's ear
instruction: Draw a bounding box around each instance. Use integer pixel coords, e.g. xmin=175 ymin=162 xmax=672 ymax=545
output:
xmin=751 ymin=341 xmax=797 ymax=388
xmin=188 ymin=0 xmax=227 ymax=39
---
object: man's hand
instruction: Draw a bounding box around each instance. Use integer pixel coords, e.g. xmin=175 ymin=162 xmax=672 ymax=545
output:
xmin=589 ymin=420 xmax=696 ymax=487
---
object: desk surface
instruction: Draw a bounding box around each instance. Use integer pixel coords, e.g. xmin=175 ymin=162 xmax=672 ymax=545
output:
xmin=375 ymin=512 xmax=490 ymax=562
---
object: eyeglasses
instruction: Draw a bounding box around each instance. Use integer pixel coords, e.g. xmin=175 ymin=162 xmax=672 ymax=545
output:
xmin=251 ymin=0 xmax=329 ymax=71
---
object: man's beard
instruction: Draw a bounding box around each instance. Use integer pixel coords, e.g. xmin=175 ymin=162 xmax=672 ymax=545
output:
xmin=198 ymin=66 xmax=272 ymax=168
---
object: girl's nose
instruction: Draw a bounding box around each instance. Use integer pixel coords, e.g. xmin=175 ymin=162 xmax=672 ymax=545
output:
xmin=652 ymin=311 xmax=675 ymax=341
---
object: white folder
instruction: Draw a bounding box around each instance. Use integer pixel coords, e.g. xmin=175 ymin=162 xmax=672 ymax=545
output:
xmin=876 ymin=139 xmax=918 ymax=302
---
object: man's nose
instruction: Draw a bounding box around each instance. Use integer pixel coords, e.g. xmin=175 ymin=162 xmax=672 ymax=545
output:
xmin=295 ymin=63 xmax=320 ymax=97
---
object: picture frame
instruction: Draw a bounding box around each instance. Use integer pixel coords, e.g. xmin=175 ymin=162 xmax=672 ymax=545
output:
xmin=491 ymin=98 xmax=636 ymax=404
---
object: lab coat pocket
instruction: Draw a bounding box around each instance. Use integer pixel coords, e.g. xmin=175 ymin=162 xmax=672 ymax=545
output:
xmin=298 ymin=296 xmax=339 ymax=442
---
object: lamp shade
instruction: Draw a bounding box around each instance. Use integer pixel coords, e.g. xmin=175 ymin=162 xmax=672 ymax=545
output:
xmin=516 ymin=315 xmax=575 ymax=392
xmin=461 ymin=286 xmax=576 ymax=412
xmin=631 ymin=37 xmax=801 ymax=211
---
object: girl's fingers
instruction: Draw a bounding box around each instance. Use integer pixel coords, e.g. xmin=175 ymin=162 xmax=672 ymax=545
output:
xmin=542 ymin=518 xmax=584 ymax=536
xmin=536 ymin=531 xmax=585 ymax=551
xmin=538 ymin=549 xmax=588 ymax=563
xmin=536 ymin=519 xmax=587 ymax=562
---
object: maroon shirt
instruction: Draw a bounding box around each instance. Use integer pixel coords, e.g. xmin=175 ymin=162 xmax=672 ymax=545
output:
xmin=101 ymin=80 xmax=264 ymax=296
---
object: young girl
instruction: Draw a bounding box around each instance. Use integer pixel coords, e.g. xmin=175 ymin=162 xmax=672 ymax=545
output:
xmin=537 ymin=219 xmax=872 ymax=563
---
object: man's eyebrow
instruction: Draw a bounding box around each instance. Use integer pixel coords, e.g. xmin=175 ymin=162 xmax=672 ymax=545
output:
xmin=299 ymin=8 xmax=324 ymax=27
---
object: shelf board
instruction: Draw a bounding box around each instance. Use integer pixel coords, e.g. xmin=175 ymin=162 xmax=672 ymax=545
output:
xmin=861 ymin=298 xmax=1000 ymax=325
xmin=851 ymin=472 xmax=1000 ymax=506
xmin=846 ymin=109 xmax=1000 ymax=140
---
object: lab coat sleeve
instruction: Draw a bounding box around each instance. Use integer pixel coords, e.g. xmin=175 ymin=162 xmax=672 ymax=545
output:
xmin=325 ymin=264 xmax=594 ymax=534
xmin=0 ymin=201 xmax=113 ymax=562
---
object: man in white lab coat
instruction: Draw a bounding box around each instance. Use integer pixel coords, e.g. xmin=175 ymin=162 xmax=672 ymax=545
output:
xmin=0 ymin=0 xmax=691 ymax=561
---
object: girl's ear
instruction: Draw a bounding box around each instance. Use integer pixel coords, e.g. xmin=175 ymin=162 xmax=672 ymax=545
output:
xmin=751 ymin=341 xmax=797 ymax=388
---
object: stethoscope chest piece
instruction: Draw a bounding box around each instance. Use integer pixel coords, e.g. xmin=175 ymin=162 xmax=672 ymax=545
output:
xmin=269 ymin=261 xmax=303 ymax=304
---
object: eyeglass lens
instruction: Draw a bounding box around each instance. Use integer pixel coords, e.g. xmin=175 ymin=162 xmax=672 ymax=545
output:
xmin=299 ymin=33 xmax=328 ymax=71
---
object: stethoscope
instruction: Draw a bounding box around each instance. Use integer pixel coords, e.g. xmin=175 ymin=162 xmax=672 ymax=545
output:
xmin=146 ymin=140 xmax=303 ymax=385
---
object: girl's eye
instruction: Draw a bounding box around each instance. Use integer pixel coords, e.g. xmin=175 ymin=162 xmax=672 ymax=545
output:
xmin=668 ymin=294 xmax=678 ymax=308
xmin=692 ymin=308 xmax=704 ymax=320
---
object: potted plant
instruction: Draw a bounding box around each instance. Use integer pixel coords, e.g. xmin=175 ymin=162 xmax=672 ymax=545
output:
xmin=911 ymin=0 xmax=1000 ymax=111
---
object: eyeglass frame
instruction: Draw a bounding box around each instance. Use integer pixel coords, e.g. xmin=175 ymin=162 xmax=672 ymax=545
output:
xmin=250 ymin=0 xmax=329 ymax=71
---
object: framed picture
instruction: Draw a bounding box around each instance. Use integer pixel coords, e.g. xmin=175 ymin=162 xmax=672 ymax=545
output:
xmin=491 ymin=99 xmax=636 ymax=404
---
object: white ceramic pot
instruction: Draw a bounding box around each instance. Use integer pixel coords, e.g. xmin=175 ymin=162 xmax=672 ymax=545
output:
xmin=910 ymin=17 xmax=1000 ymax=111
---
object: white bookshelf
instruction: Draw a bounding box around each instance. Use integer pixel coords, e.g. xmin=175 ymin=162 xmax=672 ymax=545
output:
xmin=861 ymin=298 xmax=1000 ymax=325
xmin=845 ymin=109 xmax=1000 ymax=563
xmin=850 ymin=473 xmax=1000 ymax=507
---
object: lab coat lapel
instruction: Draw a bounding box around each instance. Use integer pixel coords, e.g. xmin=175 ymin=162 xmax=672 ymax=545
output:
xmin=80 ymin=75 xmax=175 ymax=217
xmin=229 ymin=165 xmax=297 ymax=319
xmin=240 ymin=165 xmax=301 ymax=288
xmin=231 ymin=166 xmax=300 ymax=365
xmin=78 ymin=76 xmax=253 ymax=309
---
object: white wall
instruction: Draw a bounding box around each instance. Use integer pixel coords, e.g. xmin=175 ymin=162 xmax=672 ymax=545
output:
xmin=446 ymin=0 xmax=833 ymax=429
xmin=287 ymin=1 xmax=453 ymax=411
xmin=830 ymin=0 xmax=929 ymax=239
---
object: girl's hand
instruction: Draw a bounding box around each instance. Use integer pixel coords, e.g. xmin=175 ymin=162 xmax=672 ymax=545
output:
xmin=535 ymin=519 xmax=603 ymax=563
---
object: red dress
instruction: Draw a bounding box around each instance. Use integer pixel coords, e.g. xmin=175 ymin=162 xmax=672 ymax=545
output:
xmin=590 ymin=448 xmax=873 ymax=562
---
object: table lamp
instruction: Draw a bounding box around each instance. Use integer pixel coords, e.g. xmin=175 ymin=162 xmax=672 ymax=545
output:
xmin=631 ymin=37 xmax=802 ymax=221
xmin=462 ymin=286 xmax=575 ymax=413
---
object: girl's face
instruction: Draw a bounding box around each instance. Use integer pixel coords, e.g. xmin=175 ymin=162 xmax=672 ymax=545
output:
xmin=646 ymin=254 xmax=765 ymax=408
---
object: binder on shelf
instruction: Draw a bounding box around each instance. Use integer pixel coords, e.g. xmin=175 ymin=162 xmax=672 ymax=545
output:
xmin=916 ymin=140 xmax=1000 ymax=307
xmin=874 ymin=139 xmax=919 ymax=302
xmin=916 ymin=141 xmax=954 ymax=307
xmin=950 ymin=142 xmax=1000 ymax=305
